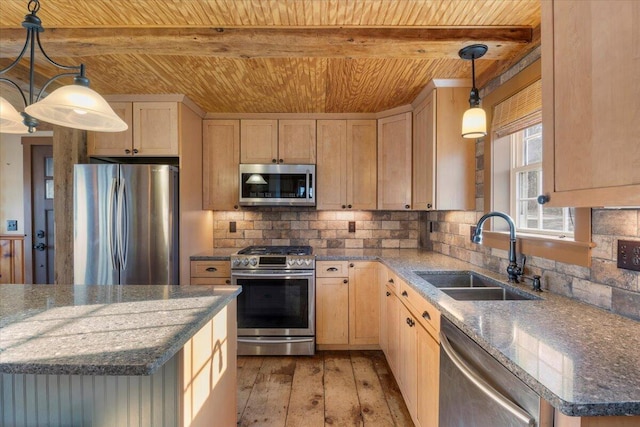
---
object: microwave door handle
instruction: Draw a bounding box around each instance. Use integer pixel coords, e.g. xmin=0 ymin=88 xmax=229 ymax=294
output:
xmin=440 ymin=332 xmax=535 ymax=426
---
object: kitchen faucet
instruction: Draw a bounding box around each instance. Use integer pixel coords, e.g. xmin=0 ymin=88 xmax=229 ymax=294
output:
xmin=471 ymin=211 xmax=524 ymax=283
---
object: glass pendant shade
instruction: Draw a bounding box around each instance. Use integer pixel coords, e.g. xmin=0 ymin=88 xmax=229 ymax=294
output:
xmin=461 ymin=107 xmax=487 ymax=139
xmin=246 ymin=174 xmax=268 ymax=185
xmin=24 ymin=84 xmax=128 ymax=132
xmin=0 ymin=97 xmax=29 ymax=134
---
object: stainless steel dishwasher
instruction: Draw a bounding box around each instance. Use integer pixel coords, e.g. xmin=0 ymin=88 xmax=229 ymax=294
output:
xmin=439 ymin=317 xmax=553 ymax=427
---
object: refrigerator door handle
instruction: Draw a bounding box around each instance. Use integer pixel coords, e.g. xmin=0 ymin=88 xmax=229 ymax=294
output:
xmin=116 ymin=178 xmax=128 ymax=270
xmin=108 ymin=178 xmax=118 ymax=270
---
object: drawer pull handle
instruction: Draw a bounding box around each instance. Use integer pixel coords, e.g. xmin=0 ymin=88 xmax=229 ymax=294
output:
xmin=401 ymin=291 xmax=408 ymax=297
xmin=225 ymin=279 xmax=231 ymax=284
xmin=327 ymin=267 xmax=338 ymax=272
xmin=343 ymin=279 xmax=348 ymax=284
xmin=205 ymin=267 xmax=218 ymax=272
xmin=386 ymin=291 xmax=391 ymax=297
xmin=422 ymin=310 xmax=431 ymax=320
xmin=406 ymin=318 xmax=415 ymax=327
xmin=388 ymin=278 xmax=394 ymax=284
xmin=349 ymin=263 xmax=354 ymax=268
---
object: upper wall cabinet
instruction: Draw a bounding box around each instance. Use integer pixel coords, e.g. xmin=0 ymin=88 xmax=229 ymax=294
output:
xmin=203 ymin=119 xmax=240 ymax=210
xmin=412 ymin=87 xmax=475 ymax=211
xmin=541 ymin=0 xmax=640 ymax=207
xmin=317 ymin=120 xmax=377 ymax=210
xmin=240 ymin=119 xmax=316 ymax=164
xmin=378 ymin=112 xmax=412 ymax=210
xmin=88 ymin=102 xmax=179 ymax=157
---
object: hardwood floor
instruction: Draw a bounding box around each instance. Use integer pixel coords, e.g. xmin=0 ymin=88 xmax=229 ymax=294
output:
xmin=237 ymin=351 xmax=414 ymax=427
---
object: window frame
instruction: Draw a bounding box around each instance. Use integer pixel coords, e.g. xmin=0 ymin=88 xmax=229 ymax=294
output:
xmin=481 ymin=58 xmax=593 ymax=267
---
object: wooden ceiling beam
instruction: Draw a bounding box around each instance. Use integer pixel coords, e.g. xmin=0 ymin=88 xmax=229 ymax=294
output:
xmin=0 ymin=27 xmax=532 ymax=60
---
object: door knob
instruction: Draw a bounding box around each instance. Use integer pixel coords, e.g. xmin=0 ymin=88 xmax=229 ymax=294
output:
xmin=33 ymin=242 xmax=47 ymax=251
xmin=36 ymin=230 xmax=45 ymax=238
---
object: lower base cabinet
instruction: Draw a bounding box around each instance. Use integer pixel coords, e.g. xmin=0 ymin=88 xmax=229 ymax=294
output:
xmin=416 ymin=321 xmax=440 ymax=427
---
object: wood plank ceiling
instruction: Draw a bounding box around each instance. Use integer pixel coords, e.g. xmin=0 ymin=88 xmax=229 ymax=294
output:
xmin=0 ymin=0 xmax=541 ymax=114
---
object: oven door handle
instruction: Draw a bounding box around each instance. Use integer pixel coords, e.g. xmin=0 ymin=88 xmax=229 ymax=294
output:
xmin=231 ymin=271 xmax=314 ymax=278
xmin=237 ymin=338 xmax=315 ymax=344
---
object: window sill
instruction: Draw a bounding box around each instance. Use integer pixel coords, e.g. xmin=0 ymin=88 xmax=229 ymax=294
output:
xmin=480 ymin=230 xmax=594 ymax=267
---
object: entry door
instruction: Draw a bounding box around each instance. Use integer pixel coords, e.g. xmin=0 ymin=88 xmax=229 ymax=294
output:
xmin=31 ymin=145 xmax=54 ymax=283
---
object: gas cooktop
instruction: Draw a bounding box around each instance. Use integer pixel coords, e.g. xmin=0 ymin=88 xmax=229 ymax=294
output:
xmin=236 ymin=245 xmax=313 ymax=256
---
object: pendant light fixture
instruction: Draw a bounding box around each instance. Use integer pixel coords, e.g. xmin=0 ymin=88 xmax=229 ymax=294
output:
xmin=0 ymin=0 xmax=127 ymax=134
xmin=459 ymin=44 xmax=488 ymax=139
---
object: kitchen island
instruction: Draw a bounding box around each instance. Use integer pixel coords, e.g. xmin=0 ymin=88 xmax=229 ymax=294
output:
xmin=0 ymin=284 xmax=240 ymax=427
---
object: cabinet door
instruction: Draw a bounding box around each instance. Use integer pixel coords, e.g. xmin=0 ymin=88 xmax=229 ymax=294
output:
xmin=386 ymin=289 xmax=400 ymax=378
xmin=87 ymin=102 xmax=133 ymax=156
xmin=203 ymin=120 xmax=240 ymax=210
xmin=133 ymin=102 xmax=179 ymax=156
xmin=240 ymin=119 xmax=278 ymax=164
xmin=278 ymin=119 xmax=316 ymax=164
xmin=317 ymin=120 xmax=347 ymax=210
xmin=412 ymin=92 xmax=436 ymax=211
xmin=541 ymin=0 xmax=640 ymax=207
xmin=347 ymin=120 xmax=377 ymax=210
xmin=316 ymin=277 xmax=349 ymax=345
xmin=348 ymin=261 xmax=379 ymax=345
xmin=416 ymin=324 xmax=439 ymax=427
xmin=399 ymin=302 xmax=418 ymax=417
xmin=378 ymin=112 xmax=412 ymax=210
xmin=379 ymin=273 xmax=390 ymax=356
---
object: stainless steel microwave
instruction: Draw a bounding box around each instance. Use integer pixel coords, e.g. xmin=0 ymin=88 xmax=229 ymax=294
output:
xmin=239 ymin=164 xmax=315 ymax=206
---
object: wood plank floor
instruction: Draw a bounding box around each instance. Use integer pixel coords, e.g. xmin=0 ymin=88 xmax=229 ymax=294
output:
xmin=237 ymin=351 xmax=414 ymax=427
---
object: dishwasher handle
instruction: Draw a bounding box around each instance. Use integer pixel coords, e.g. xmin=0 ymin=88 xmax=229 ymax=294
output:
xmin=440 ymin=331 xmax=536 ymax=427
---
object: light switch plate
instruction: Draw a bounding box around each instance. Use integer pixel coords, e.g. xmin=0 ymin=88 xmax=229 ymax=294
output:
xmin=348 ymin=221 xmax=356 ymax=233
xmin=617 ymin=240 xmax=640 ymax=272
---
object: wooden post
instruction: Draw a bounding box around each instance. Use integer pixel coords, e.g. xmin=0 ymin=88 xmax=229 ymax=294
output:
xmin=53 ymin=126 xmax=87 ymax=285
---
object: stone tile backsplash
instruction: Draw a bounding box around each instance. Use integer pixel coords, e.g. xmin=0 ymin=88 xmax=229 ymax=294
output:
xmin=419 ymin=209 xmax=640 ymax=321
xmin=212 ymin=208 xmax=419 ymax=250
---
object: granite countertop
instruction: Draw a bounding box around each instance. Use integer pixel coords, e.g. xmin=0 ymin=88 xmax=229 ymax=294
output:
xmin=190 ymin=248 xmax=238 ymax=260
xmin=0 ymin=284 xmax=241 ymax=376
xmin=193 ymin=248 xmax=640 ymax=417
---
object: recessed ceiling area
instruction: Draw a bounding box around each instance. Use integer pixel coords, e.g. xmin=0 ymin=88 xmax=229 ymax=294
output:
xmin=0 ymin=0 xmax=541 ymax=114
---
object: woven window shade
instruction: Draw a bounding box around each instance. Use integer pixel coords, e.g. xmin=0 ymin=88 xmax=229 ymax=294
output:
xmin=492 ymin=79 xmax=542 ymax=138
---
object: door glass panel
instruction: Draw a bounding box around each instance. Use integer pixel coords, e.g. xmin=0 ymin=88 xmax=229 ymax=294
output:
xmin=236 ymin=278 xmax=309 ymax=329
xmin=45 ymin=179 xmax=54 ymax=199
xmin=45 ymin=157 xmax=54 ymax=177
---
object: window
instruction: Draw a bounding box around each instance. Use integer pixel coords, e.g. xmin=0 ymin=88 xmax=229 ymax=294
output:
xmin=508 ymin=123 xmax=575 ymax=237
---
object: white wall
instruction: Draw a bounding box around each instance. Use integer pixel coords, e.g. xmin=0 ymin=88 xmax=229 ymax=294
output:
xmin=0 ymin=132 xmax=52 ymax=234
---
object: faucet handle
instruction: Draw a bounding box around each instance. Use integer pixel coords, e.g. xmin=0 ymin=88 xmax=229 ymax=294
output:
xmin=520 ymin=254 xmax=527 ymax=276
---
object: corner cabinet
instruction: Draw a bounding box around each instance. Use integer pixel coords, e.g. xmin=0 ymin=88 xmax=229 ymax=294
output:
xmin=378 ymin=112 xmax=413 ymax=210
xmin=240 ymin=119 xmax=316 ymax=164
xmin=203 ymin=120 xmax=240 ymax=210
xmin=88 ymin=102 xmax=179 ymax=157
xmin=541 ymin=0 xmax=640 ymax=207
xmin=412 ymin=87 xmax=475 ymax=211
xmin=316 ymin=120 xmax=377 ymax=210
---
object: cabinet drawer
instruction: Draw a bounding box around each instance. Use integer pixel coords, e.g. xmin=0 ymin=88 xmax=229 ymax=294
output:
xmin=316 ymin=261 xmax=349 ymax=278
xmin=190 ymin=261 xmax=231 ymax=278
xmin=191 ymin=277 xmax=231 ymax=285
xmin=385 ymin=269 xmax=401 ymax=295
xmin=399 ymin=281 xmax=440 ymax=341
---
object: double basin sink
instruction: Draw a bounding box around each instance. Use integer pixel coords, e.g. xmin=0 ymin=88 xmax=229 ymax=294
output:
xmin=414 ymin=271 xmax=540 ymax=301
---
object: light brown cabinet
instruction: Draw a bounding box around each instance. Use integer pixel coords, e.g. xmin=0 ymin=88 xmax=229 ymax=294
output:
xmin=316 ymin=261 xmax=350 ymax=345
xmin=398 ymin=301 xmax=419 ymax=416
xmin=412 ymin=87 xmax=475 ymax=211
xmin=541 ymin=0 xmax=640 ymax=207
xmin=378 ymin=112 xmax=413 ymax=210
xmin=190 ymin=260 xmax=231 ymax=285
xmin=315 ymin=260 xmax=379 ymax=348
xmin=316 ymin=120 xmax=377 ymax=210
xmin=416 ymin=320 xmax=440 ymax=427
xmin=88 ymin=102 xmax=179 ymax=157
xmin=203 ymin=120 xmax=240 ymax=210
xmin=240 ymin=119 xmax=316 ymax=164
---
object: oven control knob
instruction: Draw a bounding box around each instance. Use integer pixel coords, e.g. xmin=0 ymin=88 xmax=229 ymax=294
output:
xmin=305 ymin=259 xmax=312 ymax=265
xmin=297 ymin=259 xmax=303 ymax=265
xmin=232 ymin=259 xmax=241 ymax=266
xmin=242 ymin=258 xmax=249 ymax=266
xmin=249 ymin=258 xmax=258 ymax=266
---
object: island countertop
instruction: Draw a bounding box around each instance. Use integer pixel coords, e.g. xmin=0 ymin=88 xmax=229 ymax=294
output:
xmin=0 ymin=284 xmax=241 ymax=376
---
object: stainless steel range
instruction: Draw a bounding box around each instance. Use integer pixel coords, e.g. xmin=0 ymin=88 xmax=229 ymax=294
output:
xmin=231 ymin=246 xmax=315 ymax=356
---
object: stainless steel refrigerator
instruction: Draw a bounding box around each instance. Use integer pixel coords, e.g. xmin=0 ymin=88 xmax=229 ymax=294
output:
xmin=74 ymin=164 xmax=179 ymax=285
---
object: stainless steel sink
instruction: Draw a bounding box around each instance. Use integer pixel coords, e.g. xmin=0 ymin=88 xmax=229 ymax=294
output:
xmin=414 ymin=271 xmax=540 ymax=301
